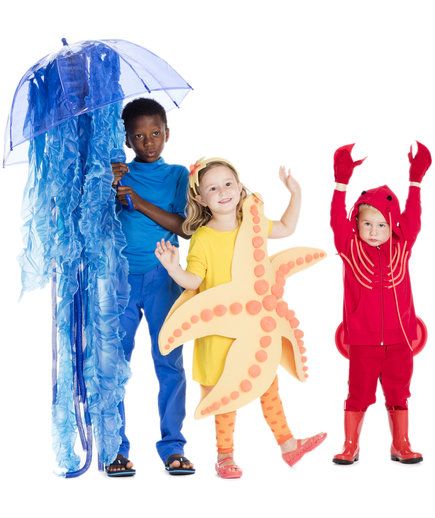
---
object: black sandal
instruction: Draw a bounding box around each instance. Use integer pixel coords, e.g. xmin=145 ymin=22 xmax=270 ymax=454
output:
xmin=165 ymin=454 xmax=195 ymax=475
xmin=105 ymin=454 xmax=136 ymax=477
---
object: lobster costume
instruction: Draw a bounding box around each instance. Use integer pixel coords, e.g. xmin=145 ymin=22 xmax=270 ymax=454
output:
xmin=330 ymin=142 xmax=431 ymax=464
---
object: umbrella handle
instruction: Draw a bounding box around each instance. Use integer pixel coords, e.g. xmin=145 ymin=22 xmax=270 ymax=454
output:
xmin=117 ymin=179 xmax=134 ymax=211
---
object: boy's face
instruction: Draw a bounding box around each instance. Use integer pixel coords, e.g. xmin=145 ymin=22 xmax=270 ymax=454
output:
xmin=125 ymin=114 xmax=169 ymax=163
xmin=357 ymin=206 xmax=390 ymax=246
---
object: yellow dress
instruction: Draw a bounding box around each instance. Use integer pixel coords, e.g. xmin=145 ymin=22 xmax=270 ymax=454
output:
xmin=186 ymin=222 xmax=271 ymax=386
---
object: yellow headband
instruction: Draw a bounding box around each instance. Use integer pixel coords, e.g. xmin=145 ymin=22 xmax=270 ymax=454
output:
xmin=188 ymin=157 xmax=238 ymax=193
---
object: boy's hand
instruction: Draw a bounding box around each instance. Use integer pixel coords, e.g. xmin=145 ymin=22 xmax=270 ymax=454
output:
xmin=279 ymin=166 xmax=300 ymax=194
xmin=117 ymin=186 xmax=141 ymax=209
xmin=155 ymin=239 xmax=180 ymax=273
xmin=334 ymin=144 xmax=365 ymax=184
xmin=111 ymin=162 xmax=129 ymax=186
xmin=408 ymin=141 xmax=432 ymax=183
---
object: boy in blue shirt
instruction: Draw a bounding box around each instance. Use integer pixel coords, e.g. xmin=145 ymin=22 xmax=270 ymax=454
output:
xmin=108 ymin=98 xmax=194 ymax=476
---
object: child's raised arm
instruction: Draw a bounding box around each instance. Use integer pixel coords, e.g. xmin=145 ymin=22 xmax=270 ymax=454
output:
xmin=155 ymin=239 xmax=202 ymax=290
xmin=330 ymin=144 xmax=365 ymax=251
xmin=400 ymin=142 xmax=431 ymax=244
xmin=269 ymin=167 xmax=301 ymax=238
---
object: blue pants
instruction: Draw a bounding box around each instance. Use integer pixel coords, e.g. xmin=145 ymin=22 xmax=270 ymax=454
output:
xmin=118 ymin=264 xmax=187 ymax=462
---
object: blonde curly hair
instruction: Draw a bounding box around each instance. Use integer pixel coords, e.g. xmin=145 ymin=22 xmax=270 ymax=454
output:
xmin=182 ymin=159 xmax=248 ymax=236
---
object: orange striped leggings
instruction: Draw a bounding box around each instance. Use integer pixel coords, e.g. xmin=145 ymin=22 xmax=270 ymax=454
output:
xmin=213 ymin=376 xmax=293 ymax=454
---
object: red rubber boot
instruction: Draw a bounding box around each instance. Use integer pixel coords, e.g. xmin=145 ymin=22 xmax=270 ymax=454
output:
xmin=333 ymin=411 xmax=365 ymax=465
xmin=388 ymin=409 xmax=423 ymax=464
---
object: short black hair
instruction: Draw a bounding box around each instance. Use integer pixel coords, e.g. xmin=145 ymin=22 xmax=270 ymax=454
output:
xmin=122 ymin=98 xmax=168 ymax=131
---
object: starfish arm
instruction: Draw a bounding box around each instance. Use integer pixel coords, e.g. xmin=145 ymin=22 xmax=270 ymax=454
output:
xmin=159 ymin=281 xmax=246 ymax=354
xmin=270 ymin=247 xmax=326 ymax=279
xmin=194 ymin=334 xmax=282 ymax=419
xmin=165 ymin=289 xmax=198 ymax=321
xmin=230 ymin=194 xmax=270 ymax=281
xmin=280 ymin=336 xmax=307 ymax=381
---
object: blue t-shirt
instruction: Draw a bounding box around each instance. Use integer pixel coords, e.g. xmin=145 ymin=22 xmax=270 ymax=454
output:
xmin=117 ymin=157 xmax=188 ymax=273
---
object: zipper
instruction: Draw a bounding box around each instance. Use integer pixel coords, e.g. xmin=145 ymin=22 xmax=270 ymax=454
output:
xmin=378 ymin=246 xmax=384 ymax=346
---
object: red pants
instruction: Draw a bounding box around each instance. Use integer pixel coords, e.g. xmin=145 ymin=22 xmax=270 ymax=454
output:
xmin=345 ymin=343 xmax=413 ymax=411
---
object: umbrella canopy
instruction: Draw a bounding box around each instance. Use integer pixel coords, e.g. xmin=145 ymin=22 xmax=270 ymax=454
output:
xmin=4 ymin=38 xmax=192 ymax=166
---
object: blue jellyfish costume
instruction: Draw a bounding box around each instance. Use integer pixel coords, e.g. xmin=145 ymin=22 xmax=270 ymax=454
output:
xmin=5 ymin=39 xmax=193 ymax=477
xmin=20 ymin=46 xmax=130 ymax=477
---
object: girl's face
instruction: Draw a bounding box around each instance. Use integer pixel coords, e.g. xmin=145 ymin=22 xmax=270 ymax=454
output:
xmin=196 ymin=165 xmax=242 ymax=217
xmin=357 ymin=206 xmax=390 ymax=246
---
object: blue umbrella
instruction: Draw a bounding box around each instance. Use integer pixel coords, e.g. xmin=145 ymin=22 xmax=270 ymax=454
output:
xmin=4 ymin=39 xmax=192 ymax=477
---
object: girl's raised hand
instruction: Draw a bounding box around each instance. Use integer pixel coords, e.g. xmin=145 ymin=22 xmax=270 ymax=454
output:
xmin=155 ymin=239 xmax=180 ymax=273
xmin=279 ymin=166 xmax=301 ymax=194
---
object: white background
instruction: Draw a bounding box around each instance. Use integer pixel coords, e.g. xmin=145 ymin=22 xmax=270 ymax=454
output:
xmin=1 ymin=0 xmax=434 ymax=516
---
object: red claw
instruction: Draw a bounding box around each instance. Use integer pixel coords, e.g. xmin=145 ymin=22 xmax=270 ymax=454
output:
xmin=334 ymin=143 xmax=366 ymax=185
xmin=408 ymin=141 xmax=432 ymax=182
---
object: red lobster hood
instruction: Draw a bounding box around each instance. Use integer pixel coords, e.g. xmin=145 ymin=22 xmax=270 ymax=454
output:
xmin=350 ymin=185 xmax=401 ymax=238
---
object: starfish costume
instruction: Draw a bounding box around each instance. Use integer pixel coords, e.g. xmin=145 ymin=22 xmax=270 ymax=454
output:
xmin=158 ymin=189 xmax=325 ymax=417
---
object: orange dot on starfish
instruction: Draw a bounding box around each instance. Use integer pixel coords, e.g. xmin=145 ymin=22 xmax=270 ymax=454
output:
xmin=240 ymin=379 xmax=252 ymax=392
xmin=168 ymin=337 xmax=174 ymax=344
xmin=221 ymin=396 xmax=230 ymax=405
xmin=286 ymin=309 xmax=296 ymax=320
xmin=230 ymin=303 xmax=243 ymax=314
xmin=255 ymin=349 xmax=268 ymax=362
xmin=253 ymin=225 xmax=261 ymax=233
xmin=248 ymin=364 xmax=261 ymax=378
xmin=253 ymin=216 xmax=260 ymax=224
xmin=303 ymin=366 xmax=309 ymax=371
xmin=200 ymin=309 xmax=213 ymax=322
xmin=262 ymin=295 xmax=277 ymax=311
xmin=191 ymin=315 xmax=199 ymax=323
xmin=254 ymin=249 xmax=265 ymax=261
xmin=230 ymin=391 xmax=239 ymax=400
xmin=252 ymin=236 xmax=264 ymax=248
xmin=314 ymin=253 xmax=319 ymax=259
xmin=261 ymin=316 xmax=277 ymax=332
xmin=271 ymin=285 xmax=284 ymax=298
xmin=279 ymin=264 xmax=290 ymax=275
xmin=294 ymin=329 xmax=304 ymax=339
xmin=305 ymin=254 xmax=313 ymax=262
xmin=276 ymin=301 xmax=289 ymax=317
xmin=254 ymin=265 xmax=265 ymax=277
xmin=164 ymin=345 xmax=170 ymax=350
xmin=214 ymin=305 xmax=227 ymax=316
xmin=211 ymin=401 xmax=221 ymax=411
xmin=173 ymin=329 xmax=182 ymax=337
xmin=287 ymin=261 xmax=295 ymax=270
xmin=246 ymin=300 xmax=262 ymax=315
xmin=289 ymin=318 xmax=300 ymax=329
xmin=301 ymin=356 xmax=307 ymax=363
xmin=250 ymin=205 xmax=258 ymax=215
xmin=260 ymin=336 xmax=272 ymax=348
xmin=182 ymin=322 xmax=191 ymax=330
xmin=275 ymin=272 xmax=285 ymax=287
xmin=296 ymin=257 xmax=304 ymax=265
xmin=254 ymin=280 xmax=269 ymax=295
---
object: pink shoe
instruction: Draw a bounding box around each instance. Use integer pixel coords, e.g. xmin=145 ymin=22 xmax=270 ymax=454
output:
xmin=215 ymin=457 xmax=243 ymax=479
xmin=282 ymin=432 xmax=327 ymax=467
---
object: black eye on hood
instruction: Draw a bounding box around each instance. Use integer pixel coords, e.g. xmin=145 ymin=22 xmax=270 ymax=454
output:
xmin=386 ymin=195 xmax=392 ymax=201
xmin=361 ymin=190 xmax=367 ymax=195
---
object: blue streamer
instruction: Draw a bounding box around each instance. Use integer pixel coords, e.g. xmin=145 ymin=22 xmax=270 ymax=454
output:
xmin=21 ymin=47 xmax=131 ymax=475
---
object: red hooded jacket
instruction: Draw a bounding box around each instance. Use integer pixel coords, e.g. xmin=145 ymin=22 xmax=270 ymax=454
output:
xmin=331 ymin=185 xmax=421 ymax=346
